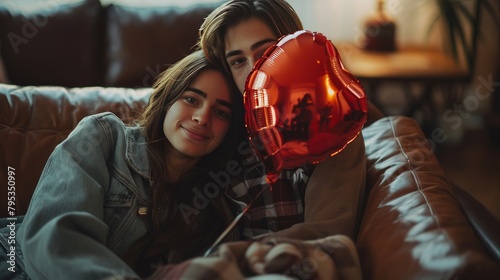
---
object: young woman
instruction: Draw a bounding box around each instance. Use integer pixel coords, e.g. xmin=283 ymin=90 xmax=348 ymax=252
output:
xmin=4 ymin=50 xmax=246 ymax=279
xmin=197 ymin=0 xmax=374 ymax=241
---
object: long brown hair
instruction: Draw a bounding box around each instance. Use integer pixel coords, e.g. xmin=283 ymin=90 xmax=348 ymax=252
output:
xmin=197 ymin=0 xmax=303 ymax=73
xmin=126 ymin=50 xmax=245 ymax=276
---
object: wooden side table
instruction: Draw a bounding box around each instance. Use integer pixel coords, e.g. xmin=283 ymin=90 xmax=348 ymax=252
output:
xmin=336 ymin=42 xmax=470 ymax=118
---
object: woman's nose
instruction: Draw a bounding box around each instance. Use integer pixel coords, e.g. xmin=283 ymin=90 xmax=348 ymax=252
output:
xmin=192 ymin=107 xmax=210 ymax=126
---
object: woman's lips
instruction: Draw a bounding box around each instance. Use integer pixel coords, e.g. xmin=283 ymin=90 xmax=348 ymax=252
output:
xmin=182 ymin=127 xmax=209 ymax=141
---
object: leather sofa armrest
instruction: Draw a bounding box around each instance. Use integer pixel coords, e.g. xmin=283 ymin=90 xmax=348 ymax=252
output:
xmin=358 ymin=116 xmax=500 ymax=279
xmin=453 ymin=183 xmax=500 ymax=262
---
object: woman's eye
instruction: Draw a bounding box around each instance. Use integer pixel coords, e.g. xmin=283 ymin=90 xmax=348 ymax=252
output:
xmin=215 ymin=109 xmax=231 ymax=120
xmin=184 ymin=96 xmax=197 ymax=105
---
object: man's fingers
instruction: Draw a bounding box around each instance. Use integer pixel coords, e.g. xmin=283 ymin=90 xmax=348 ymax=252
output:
xmin=245 ymin=242 xmax=272 ymax=274
xmin=263 ymin=243 xmax=303 ymax=273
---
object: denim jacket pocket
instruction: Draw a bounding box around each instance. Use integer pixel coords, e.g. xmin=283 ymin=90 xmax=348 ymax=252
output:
xmin=106 ymin=193 xmax=134 ymax=208
xmin=103 ymin=180 xmax=138 ymax=250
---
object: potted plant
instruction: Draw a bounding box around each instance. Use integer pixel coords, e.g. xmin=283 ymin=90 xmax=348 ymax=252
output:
xmin=427 ymin=0 xmax=499 ymax=76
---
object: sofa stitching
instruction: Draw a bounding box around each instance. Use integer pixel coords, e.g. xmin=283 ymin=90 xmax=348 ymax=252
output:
xmin=389 ymin=117 xmax=441 ymax=229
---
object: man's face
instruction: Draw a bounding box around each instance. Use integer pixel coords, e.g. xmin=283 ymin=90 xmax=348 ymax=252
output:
xmin=224 ymin=17 xmax=277 ymax=94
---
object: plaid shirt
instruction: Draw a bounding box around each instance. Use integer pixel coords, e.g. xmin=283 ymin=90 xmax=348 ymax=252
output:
xmin=224 ymin=141 xmax=315 ymax=239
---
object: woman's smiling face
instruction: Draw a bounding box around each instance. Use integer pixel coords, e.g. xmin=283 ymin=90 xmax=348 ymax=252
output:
xmin=163 ymin=69 xmax=233 ymax=159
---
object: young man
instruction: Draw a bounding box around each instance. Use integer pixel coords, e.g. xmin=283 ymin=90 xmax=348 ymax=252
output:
xmin=197 ymin=0 xmax=382 ymax=241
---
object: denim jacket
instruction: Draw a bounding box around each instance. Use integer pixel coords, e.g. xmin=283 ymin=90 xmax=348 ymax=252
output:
xmin=1 ymin=109 xmax=361 ymax=279
xmin=5 ymin=112 xmax=155 ymax=279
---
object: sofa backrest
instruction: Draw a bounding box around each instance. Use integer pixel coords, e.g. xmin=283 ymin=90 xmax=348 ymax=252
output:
xmin=0 ymin=0 xmax=104 ymax=87
xmin=0 ymin=84 xmax=150 ymax=217
xmin=0 ymin=0 xmax=222 ymax=88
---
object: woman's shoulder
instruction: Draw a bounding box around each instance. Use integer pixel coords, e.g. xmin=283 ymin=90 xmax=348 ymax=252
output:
xmin=86 ymin=112 xmax=126 ymax=125
xmin=72 ymin=112 xmax=142 ymax=142
xmin=78 ymin=112 xmax=140 ymax=132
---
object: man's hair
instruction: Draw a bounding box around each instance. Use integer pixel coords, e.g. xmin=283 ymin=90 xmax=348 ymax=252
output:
xmin=197 ymin=0 xmax=303 ymax=73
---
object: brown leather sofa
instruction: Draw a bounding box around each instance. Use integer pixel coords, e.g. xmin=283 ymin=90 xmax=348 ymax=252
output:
xmin=1 ymin=0 xmax=499 ymax=279
xmin=0 ymin=0 xmax=221 ymax=88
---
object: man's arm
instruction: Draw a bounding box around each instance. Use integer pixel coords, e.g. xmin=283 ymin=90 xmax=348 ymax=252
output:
xmin=264 ymin=134 xmax=366 ymax=240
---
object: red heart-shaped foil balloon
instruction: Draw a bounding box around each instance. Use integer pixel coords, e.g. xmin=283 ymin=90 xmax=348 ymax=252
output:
xmin=244 ymin=30 xmax=368 ymax=180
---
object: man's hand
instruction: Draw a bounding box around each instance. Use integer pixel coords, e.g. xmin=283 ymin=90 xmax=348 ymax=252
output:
xmin=148 ymin=236 xmax=361 ymax=280
xmin=243 ymin=235 xmax=361 ymax=280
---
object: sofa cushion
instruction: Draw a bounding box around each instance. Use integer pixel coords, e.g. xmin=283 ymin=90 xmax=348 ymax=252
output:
xmin=358 ymin=116 xmax=500 ymax=279
xmin=103 ymin=2 xmax=222 ymax=87
xmin=0 ymin=84 xmax=150 ymax=217
xmin=0 ymin=0 xmax=103 ymax=87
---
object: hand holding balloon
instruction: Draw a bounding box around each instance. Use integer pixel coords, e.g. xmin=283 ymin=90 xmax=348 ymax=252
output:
xmin=244 ymin=30 xmax=368 ymax=180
